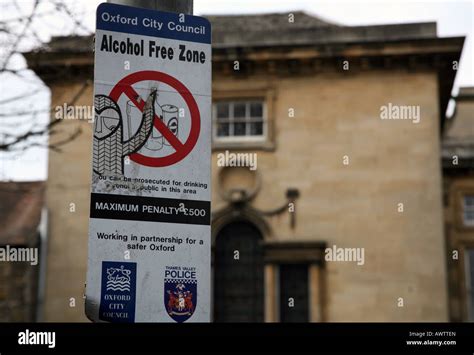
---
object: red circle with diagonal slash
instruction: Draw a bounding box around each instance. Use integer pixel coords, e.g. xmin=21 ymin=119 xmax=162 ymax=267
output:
xmin=109 ymin=70 xmax=200 ymax=167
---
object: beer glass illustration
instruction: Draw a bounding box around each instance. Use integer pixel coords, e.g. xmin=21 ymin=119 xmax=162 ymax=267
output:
xmin=161 ymin=104 xmax=179 ymax=146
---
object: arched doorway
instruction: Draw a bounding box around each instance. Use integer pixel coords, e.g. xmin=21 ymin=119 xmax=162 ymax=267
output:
xmin=213 ymin=221 xmax=264 ymax=322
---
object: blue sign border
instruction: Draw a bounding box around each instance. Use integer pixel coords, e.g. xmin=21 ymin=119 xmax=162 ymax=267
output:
xmin=96 ymin=3 xmax=211 ymax=44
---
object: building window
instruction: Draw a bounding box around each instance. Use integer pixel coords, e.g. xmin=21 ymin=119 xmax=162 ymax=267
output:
xmin=463 ymin=195 xmax=474 ymax=226
xmin=465 ymin=248 xmax=474 ymax=321
xmin=279 ymin=264 xmax=309 ymax=322
xmin=213 ymin=100 xmax=266 ymax=142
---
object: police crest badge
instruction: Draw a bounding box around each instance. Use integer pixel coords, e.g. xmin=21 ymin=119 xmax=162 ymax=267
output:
xmin=164 ymin=266 xmax=197 ymax=322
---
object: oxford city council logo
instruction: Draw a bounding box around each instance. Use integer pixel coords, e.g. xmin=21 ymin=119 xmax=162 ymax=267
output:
xmin=164 ymin=266 xmax=197 ymax=323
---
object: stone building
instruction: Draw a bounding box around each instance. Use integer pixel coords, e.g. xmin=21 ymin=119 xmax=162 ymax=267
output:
xmin=0 ymin=182 xmax=45 ymax=321
xmin=24 ymin=12 xmax=465 ymax=322
xmin=443 ymin=87 xmax=474 ymax=321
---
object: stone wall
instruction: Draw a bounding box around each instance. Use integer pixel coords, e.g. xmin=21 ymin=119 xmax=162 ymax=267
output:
xmin=0 ymin=250 xmax=39 ymax=321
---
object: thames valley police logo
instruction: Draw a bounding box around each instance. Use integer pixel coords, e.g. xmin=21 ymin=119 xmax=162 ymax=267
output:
xmin=164 ymin=266 xmax=197 ymax=322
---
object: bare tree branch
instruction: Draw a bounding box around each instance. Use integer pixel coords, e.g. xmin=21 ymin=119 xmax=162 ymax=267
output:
xmin=0 ymin=108 xmax=50 ymax=118
xmin=0 ymin=10 xmax=56 ymax=25
xmin=53 ymin=1 xmax=92 ymax=33
xmin=0 ymin=0 xmax=94 ymax=153
xmin=10 ymin=125 xmax=82 ymax=153
xmin=0 ymin=79 xmax=91 ymax=151
xmin=0 ymin=87 xmax=43 ymax=105
xmin=1 ymin=0 xmax=40 ymax=73
xmin=48 ymin=126 xmax=82 ymax=152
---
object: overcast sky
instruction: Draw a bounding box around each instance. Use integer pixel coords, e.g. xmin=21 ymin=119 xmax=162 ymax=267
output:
xmin=0 ymin=0 xmax=472 ymax=181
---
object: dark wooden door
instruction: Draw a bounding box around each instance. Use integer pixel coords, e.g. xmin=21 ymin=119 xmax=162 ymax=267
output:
xmin=279 ymin=264 xmax=309 ymax=322
xmin=214 ymin=221 xmax=264 ymax=322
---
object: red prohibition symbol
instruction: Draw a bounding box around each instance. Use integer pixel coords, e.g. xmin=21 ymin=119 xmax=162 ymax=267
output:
xmin=109 ymin=70 xmax=200 ymax=167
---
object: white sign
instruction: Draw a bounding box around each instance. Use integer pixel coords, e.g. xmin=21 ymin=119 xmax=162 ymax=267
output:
xmin=85 ymin=3 xmax=211 ymax=323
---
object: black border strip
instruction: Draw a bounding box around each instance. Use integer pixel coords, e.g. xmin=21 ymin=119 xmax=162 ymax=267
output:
xmin=1 ymin=323 xmax=473 ymax=354
xmin=90 ymin=193 xmax=210 ymax=225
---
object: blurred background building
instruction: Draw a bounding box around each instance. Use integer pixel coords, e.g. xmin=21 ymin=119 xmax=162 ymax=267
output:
xmin=0 ymin=182 xmax=46 ymax=321
xmin=0 ymin=11 xmax=471 ymax=322
xmin=443 ymin=86 xmax=474 ymax=321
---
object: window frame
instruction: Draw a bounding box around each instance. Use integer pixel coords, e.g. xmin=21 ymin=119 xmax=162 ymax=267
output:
xmin=453 ymin=186 xmax=474 ymax=232
xmin=211 ymin=84 xmax=276 ymax=151
xmin=463 ymin=195 xmax=474 ymax=227
xmin=212 ymin=99 xmax=267 ymax=144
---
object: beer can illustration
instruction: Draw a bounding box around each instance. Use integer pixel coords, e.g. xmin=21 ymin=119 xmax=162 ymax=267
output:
xmin=161 ymin=104 xmax=179 ymax=146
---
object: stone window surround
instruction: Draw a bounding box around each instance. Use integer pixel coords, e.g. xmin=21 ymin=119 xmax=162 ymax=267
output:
xmin=212 ymin=85 xmax=276 ymax=151
xmin=455 ymin=186 xmax=474 ymax=231
xmin=213 ymin=100 xmax=267 ymax=142
xmin=462 ymin=195 xmax=474 ymax=227
xmin=263 ymin=242 xmax=326 ymax=323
